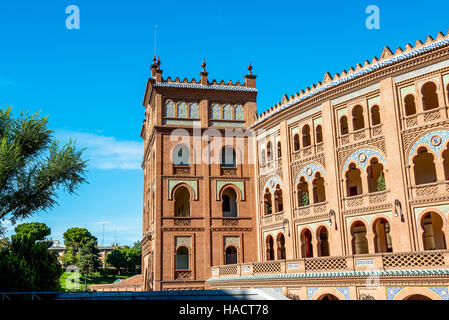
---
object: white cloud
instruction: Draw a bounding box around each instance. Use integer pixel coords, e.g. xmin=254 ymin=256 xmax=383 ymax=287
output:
xmin=56 ymin=130 xmax=143 ymax=170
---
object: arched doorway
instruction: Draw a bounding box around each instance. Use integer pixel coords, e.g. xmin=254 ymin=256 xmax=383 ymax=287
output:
xmin=366 ymin=158 xmax=386 ymax=193
xmin=404 ymin=294 xmax=432 ymax=300
xmin=317 ymin=227 xmax=330 ymax=257
xmin=351 ymin=221 xmax=369 ymax=254
xmin=276 ymin=233 xmax=286 ymax=260
xmin=266 ymin=235 xmax=274 ymax=261
xmin=222 ymin=187 xmax=238 ymax=217
xmin=421 ymin=212 xmax=446 ymax=250
xmin=297 ymin=177 xmax=309 ymax=207
xmin=274 ymin=185 xmax=284 ymax=212
xmin=340 ymin=116 xmax=348 ymax=135
xmin=225 ymin=246 xmax=238 ymax=265
xmin=174 ymin=186 xmax=190 ymax=217
xmin=175 ymin=246 xmax=189 ymax=270
xmin=302 ymin=125 xmax=311 ymax=147
xmin=318 ymin=294 xmax=339 ymax=300
xmin=413 ymin=147 xmax=437 ymax=185
xmin=312 ymin=172 xmax=326 ymax=203
xmin=404 ymin=94 xmax=416 ymax=116
xmin=421 ymin=82 xmax=439 ymax=111
xmin=373 ymin=218 xmax=393 ymax=253
xmin=346 ymin=163 xmax=362 ymax=196
xmin=264 ymin=189 xmax=272 ymax=215
xmin=352 ymin=105 xmax=365 ymax=130
xmin=301 ymin=229 xmax=313 ymax=258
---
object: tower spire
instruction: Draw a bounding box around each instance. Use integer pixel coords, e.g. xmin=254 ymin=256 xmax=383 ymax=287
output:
xmin=154 ymin=25 xmax=158 ymax=60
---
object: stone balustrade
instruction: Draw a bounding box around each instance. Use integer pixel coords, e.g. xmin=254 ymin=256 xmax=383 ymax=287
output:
xmin=410 ymin=181 xmax=449 ymax=199
xmin=342 ymin=190 xmax=390 ymax=210
xmin=211 ymin=250 xmax=449 ymax=278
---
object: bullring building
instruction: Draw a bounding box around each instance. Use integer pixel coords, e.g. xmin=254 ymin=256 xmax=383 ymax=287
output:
xmin=140 ymin=31 xmax=449 ymax=300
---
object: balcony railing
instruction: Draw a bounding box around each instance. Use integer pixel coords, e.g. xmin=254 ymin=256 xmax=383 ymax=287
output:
xmin=294 ymin=202 xmax=327 ymax=218
xmin=410 ymin=181 xmax=449 ymax=199
xmin=220 ymin=166 xmax=237 ymax=176
xmin=342 ymin=190 xmax=390 ymax=210
xmin=402 ymin=106 xmax=447 ymax=129
xmin=173 ymin=165 xmax=191 ymax=175
xmin=338 ymin=125 xmax=384 ymax=147
xmin=261 ymin=211 xmax=284 ymax=225
xmin=211 ymin=250 xmax=449 ymax=278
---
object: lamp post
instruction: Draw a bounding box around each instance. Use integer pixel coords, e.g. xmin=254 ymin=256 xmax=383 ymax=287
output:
xmin=329 ymin=210 xmax=337 ymax=230
xmin=394 ymin=199 xmax=405 ymax=222
xmin=282 ymin=218 xmax=290 ymax=237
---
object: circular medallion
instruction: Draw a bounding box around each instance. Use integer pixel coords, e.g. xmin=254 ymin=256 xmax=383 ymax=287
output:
xmin=306 ymin=168 xmax=313 ymax=176
xmin=430 ymin=135 xmax=442 ymax=146
xmin=358 ymin=152 xmax=367 ymax=163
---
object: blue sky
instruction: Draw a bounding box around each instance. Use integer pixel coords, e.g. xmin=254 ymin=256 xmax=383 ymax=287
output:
xmin=0 ymin=0 xmax=448 ymax=245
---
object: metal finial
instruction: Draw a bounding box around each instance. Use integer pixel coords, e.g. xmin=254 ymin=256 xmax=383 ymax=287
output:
xmin=157 ymin=56 xmax=161 ymax=67
xmin=202 ymin=58 xmax=206 ymax=72
xmin=248 ymin=61 xmax=252 ymax=75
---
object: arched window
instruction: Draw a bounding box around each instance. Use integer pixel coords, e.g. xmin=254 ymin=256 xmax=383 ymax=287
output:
xmin=274 ymin=185 xmax=283 ymax=212
xmin=264 ymin=188 xmax=272 ymax=215
xmin=223 ymin=104 xmax=233 ymax=120
xmin=301 ymin=229 xmax=313 ymax=258
xmin=373 ymin=218 xmax=393 ymax=253
xmin=422 ymin=82 xmax=439 ymax=111
xmin=302 ymin=125 xmax=311 ymax=147
xmin=346 ymin=163 xmax=362 ymax=196
xmin=340 ymin=116 xmax=348 ymax=135
xmin=175 ymin=246 xmax=189 ymax=269
xmin=366 ymin=158 xmax=386 ymax=193
xmin=315 ymin=125 xmax=323 ymax=144
xmin=212 ymin=103 xmax=221 ymax=120
xmin=312 ymin=172 xmax=326 ymax=203
xmin=276 ymin=233 xmax=286 ymax=260
xmin=266 ymin=236 xmax=274 ymax=261
xmin=267 ymin=142 xmax=273 ymax=161
xmin=235 ymin=104 xmax=244 ymax=121
xmin=165 ymin=100 xmax=175 ymax=118
xmin=177 ymin=102 xmax=187 ymax=118
xmin=371 ymin=105 xmax=381 ymax=125
xmin=277 ymin=141 xmax=282 ymax=158
xmin=221 ymin=146 xmax=236 ymax=167
xmin=222 ymin=187 xmax=238 ymax=217
xmin=413 ymin=147 xmax=437 ymax=185
xmin=261 ymin=149 xmax=266 ymax=165
xmin=294 ymin=134 xmax=300 ymax=151
xmin=317 ymin=227 xmax=330 ymax=257
xmin=351 ymin=221 xmax=369 ymax=254
xmin=352 ymin=105 xmax=365 ymax=131
xmin=421 ymin=212 xmax=446 ymax=250
xmin=225 ymin=246 xmax=237 ymax=265
xmin=189 ymin=103 xmax=199 ymax=118
xmin=174 ymin=186 xmax=190 ymax=217
xmin=297 ymin=177 xmax=309 ymax=207
xmin=443 ymin=143 xmax=449 ymax=180
xmin=173 ymin=144 xmax=190 ymax=166
xmin=404 ymin=95 xmax=416 ymax=116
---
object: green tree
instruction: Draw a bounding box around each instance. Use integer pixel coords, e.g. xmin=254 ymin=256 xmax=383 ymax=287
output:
xmin=14 ymin=222 xmax=50 ymax=241
xmin=132 ymin=241 xmax=142 ymax=250
xmin=0 ymin=107 xmax=87 ymax=224
xmin=107 ymin=247 xmax=142 ymax=273
xmin=377 ymin=173 xmax=386 ymax=192
xmin=301 ymin=192 xmax=309 ymax=206
xmin=63 ymin=227 xmax=97 ymax=254
xmin=0 ymin=226 xmax=62 ymax=291
xmin=78 ymin=238 xmax=101 ymax=291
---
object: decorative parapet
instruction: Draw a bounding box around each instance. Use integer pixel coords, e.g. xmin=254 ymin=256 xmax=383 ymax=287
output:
xmin=208 ymin=250 xmax=449 ymax=281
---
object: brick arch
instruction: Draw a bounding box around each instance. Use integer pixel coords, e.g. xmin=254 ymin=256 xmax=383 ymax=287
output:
xmin=341 ymin=147 xmax=386 ymax=176
xmin=217 ymin=183 xmax=243 ymax=202
xmin=392 ymin=287 xmax=443 ymax=300
xmin=295 ymin=162 xmax=326 ymax=185
xmin=262 ymin=175 xmax=283 ymax=194
xmin=415 ymin=207 xmax=449 ymax=250
xmin=309 ymin=287 xmax=348 ymax=300
xmin=169 ymin=181 xmax=197 ymax=201
xmin=407 ymin=129 xmax=449 ymax=163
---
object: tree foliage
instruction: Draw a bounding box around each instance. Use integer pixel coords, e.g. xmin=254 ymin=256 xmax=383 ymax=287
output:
xmin=106 ymin=247 xmax=141 ymax=272
xmin=63 ymin=227 xmax=97 ymax=254
xmin=0 ymin=107 xmax=87 ymax=223
xmin=13 ymin=222 xmax=50 ymax=241
xmin=78 ymin=238 xmax=101 ymax=290
xmin=0 ymin=223 xmax=62 ymax=291
xmin=377 ymin=173 xmax=386 ymax=192
xmin=301 ymin=192 xmax=309 ymax=206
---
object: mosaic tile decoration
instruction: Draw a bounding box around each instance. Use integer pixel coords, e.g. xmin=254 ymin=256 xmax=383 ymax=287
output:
xmin=212 ymin=104 xmax=221 ymax=120
xmin=295 ymin=162 xmax=326 ymax=184
xmin=210 ymin=121 xmax=245 ymax=127
xmin=263 ymin=175 xmax=283 ymax=193
xmin=252 ymin=37 xmax=449 ymax=128
xmin=307 ymin=287 xmax=320 ymax=300
xmin=428 ymin=287 xmax=449 ymax=300
xmin=216 ymin=180 xmax=245 ymax=201
xmin=443 ymin=74 xmax=449 ymax=87
xmin=368 ymin=96 xmax=380 ymax=108
xmin=408 ymin=130 xmax=449 ymax=161
xmin=153 ymin=82 xmax=258 ymax=92
xmin=345 ymin=211 xmax=393 ymax=230
xmin=177 ymin=102 xmax=187 ymax=118
xmin=175 ymin=236 xmax=192 ymax=249
xmin=387 ymin=287 xmax=405 ymax=300
xmin=341 ymin=148 xmax=386 ymax=175
xmin=337 ymin=107 xmax=348 ymax=119
xmin=287 ymin=105 xmax=322 ymax=125
xmin=223 ymin=104 xmax=233 ymax=120
xmin=164 ymin=119 xmax=200 ymax=125
xmin=297 ymin=221 xmax=327 ymax=234
xmin=235 ymin=104 xmax=244 ymax=121
xmin=165 ymin=101 xmax=175 ymax=118
xmin=168 ymin=179 xmax=198 ymax=200
xmin=189 ymin=103 xmax=199 ymax=118
xmin=313 ymin=117 xmax=322 ymax=127
xmin=336 ymin=287 xmax=350 ymax=300
xmin=395 ymin=58 xmax=449 ymax=83
xmin=224 ymin=236 xmax=240 ymax=248
xmin=400 ymin=84 xmax=416 ymax=98
xmin=414 ymin=204 xmax=449 ymax=226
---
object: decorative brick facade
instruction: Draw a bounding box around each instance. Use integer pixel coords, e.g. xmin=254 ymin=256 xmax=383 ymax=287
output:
xmin=142 ymin=32 xmax=449 ymax=299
